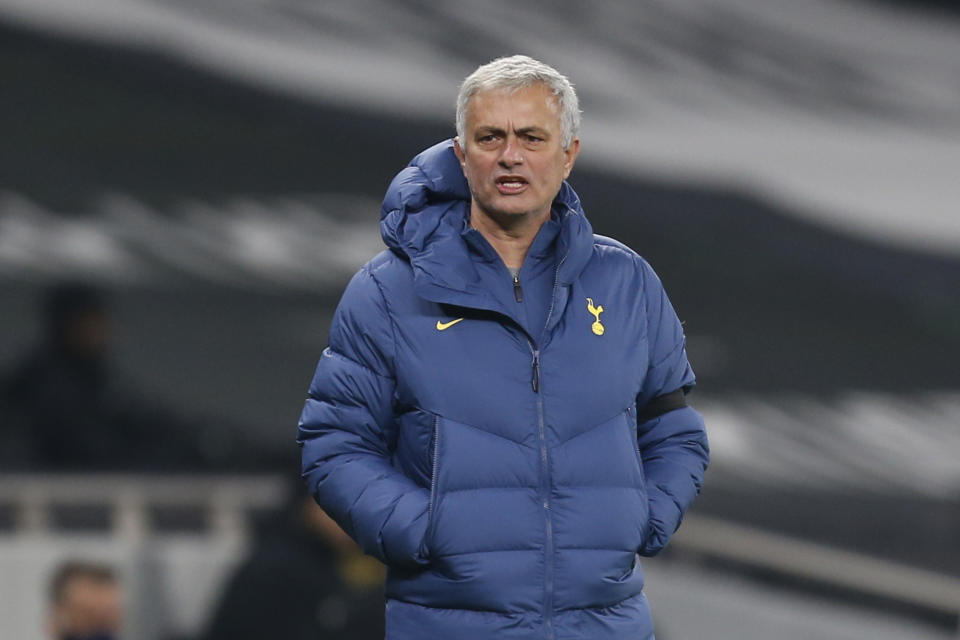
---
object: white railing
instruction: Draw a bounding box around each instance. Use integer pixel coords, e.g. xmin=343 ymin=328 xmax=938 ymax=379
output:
xmin=0 ymin=473 xmax=286 ymax=539
xmin=2 ymin=474 xmax=958 ymax=636
xmin=0 ymin=473 xmax=287 ymax=640
xmin=669 ymin=513 xmax=960 ymax=635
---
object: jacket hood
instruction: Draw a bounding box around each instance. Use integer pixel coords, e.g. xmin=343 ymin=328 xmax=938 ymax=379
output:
xmin=380 ymin=139 xmax=594 ymax=307
xmin=380 ymin=139 xmax=471 ymax=260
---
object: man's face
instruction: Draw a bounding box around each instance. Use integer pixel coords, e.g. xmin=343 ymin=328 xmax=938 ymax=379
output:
xmin=50 ymin=577 xmax=121 ymax=640
xmin=64 ymin=310 xmax=110 ymax=361
xmin=454 ymin=83 xmax=579 ymax=225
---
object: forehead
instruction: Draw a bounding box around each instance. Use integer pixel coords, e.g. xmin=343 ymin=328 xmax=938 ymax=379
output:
xmin=62 ymin=576 xmax=119 ymax=606
xmin=465 ymin=83 xmax=561 ymax=130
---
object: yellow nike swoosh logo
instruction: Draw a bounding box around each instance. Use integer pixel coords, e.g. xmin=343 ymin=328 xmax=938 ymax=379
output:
xmin=436 ymin=318 xmax=465 ymax=331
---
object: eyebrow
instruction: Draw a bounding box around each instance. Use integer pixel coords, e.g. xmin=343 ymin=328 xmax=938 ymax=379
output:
xmin=475 ymin=126 xmax=550 ymax=137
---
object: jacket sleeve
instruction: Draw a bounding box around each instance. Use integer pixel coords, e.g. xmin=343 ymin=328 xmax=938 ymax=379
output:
xmin=635 ymin=259 xmax=709 ymax=557
xmin=297 ymin=266 xmax=430 ymax=568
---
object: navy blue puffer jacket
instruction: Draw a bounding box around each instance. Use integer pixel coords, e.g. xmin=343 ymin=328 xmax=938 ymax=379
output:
xmin=298 ymin=140 xmax=709 ymax=640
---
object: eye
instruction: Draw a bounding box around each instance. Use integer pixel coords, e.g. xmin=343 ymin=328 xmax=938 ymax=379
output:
xmin=477 ymin=133 xmax=498 ymax=143
xmin=524 ymin=134 xmax=543 ymax=143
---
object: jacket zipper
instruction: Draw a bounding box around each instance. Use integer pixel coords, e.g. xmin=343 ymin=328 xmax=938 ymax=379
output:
xmin=538 ymin=223 xmax=571 ymax=347
xmin=513 ymin=273 xmax=523 ymax=302
xmin=530 ymin=350 xmax=540 ymax=392
xmin=533 ymin=231 xmax=572 ymax=639
xmin=527 ymin=342 xmax=554 ymax=639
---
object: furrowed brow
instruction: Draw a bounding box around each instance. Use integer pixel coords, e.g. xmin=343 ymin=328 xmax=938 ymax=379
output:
xmin=515 ymin=126 xmax=549 ymax=137
xmin=475 ymin=126 xmax=506 ymax=137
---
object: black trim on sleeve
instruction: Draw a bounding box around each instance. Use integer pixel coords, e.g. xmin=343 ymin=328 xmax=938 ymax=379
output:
xmin=637 ymin=388 xmax=688 ymax=423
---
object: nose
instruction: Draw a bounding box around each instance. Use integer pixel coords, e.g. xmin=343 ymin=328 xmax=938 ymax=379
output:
xmin=498 ymin=135 xmax=524 ymax=167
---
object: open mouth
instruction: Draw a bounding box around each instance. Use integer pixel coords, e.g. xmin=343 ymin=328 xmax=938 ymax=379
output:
xmin=495 ymin=175 xmax=528 ymax=194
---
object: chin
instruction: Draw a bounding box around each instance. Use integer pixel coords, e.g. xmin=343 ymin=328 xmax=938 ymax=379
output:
xmin=473 ymin=192 xmax=550 ymax=222
xmin=490 ymin=197 xmax=543 ymax=218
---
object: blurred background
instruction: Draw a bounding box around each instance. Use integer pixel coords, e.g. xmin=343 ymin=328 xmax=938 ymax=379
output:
xmin=1 ymin=0 xmax=959 ymax=638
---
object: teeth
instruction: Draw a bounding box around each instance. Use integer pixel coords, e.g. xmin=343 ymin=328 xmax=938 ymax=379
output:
xmin=501 ymin=182 xmax=522 ymax=188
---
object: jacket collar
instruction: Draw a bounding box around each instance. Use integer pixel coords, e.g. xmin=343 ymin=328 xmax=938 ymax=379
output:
xmin=380 ymin=139 xmax=594 ymax=313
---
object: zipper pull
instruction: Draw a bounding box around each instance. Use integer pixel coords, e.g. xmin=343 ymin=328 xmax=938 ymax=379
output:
xmin=531 ymin=350 xmax=540 ymax=393
xmin=513 ymin=273 xmax=523 ymax=302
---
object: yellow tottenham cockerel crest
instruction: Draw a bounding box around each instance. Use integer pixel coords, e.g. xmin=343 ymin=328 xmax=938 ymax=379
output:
xmin=586 ymin=298 xmax=604 ymax=336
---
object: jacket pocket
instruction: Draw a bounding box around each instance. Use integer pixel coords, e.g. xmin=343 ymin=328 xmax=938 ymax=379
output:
xmin=625 ymin=405 xmax=650 ymax=550
xmin=625 ymin=405 xmax=646 ymax=488
xmin=422 ymin=413 xmax=441 ymax=560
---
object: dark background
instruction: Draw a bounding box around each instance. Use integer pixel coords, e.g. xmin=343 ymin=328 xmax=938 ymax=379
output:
xmin=1 ymin=2 xmax=959 ymax=636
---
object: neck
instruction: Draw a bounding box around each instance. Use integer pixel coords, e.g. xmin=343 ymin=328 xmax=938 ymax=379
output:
xmin=469 ymin=205 xmax=549 ymax=270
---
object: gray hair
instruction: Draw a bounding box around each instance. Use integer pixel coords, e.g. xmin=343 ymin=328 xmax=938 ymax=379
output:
xmin=456 ymin=55 xmax=581 ymax=150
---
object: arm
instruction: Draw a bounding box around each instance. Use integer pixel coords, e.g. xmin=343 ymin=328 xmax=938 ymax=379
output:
xmin=635 ymin=260 xmax=709 ymax=557
xmin=297 ymin=267 xmax=430 ymax=568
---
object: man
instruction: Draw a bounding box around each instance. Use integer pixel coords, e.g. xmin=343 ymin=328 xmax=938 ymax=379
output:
xmin=1 ymin=281 xmax=268 ymax=472
xmin=0 ymin=283 xmax=115 ymax=469
xmin=47 ymin=561 xmax=122 ymax=640
xmin=298 ymin=55 xmax=709 ymax=640
xmin=203 ymin=477 xmax=386 ymax=640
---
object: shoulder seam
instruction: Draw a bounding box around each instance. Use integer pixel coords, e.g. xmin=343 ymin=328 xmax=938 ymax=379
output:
xmin=363 ymin=248 xmax=402 ymax=274
xmin=592 ymin=235 xmax=642 ymax=261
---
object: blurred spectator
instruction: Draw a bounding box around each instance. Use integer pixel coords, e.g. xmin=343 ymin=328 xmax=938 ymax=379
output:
xmin=0 ymin=281 xmax=265 ymax=472
xmin=202 ymin=479 xmax=386 ymax=640
xmin=47 ymin=560 xmax=122 ymax=640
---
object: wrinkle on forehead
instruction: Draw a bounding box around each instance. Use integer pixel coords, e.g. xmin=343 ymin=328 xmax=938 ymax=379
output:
xmin=463 ymin=85 xmax=563 ymax=143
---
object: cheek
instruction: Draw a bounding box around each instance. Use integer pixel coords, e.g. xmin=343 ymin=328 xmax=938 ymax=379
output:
xmin=463 ymin=160 xmax=486 ymax=187
xmin=546 ymin=163 xmax=567 ymax=188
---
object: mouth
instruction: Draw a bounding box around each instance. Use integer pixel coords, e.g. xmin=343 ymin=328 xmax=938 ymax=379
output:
xmin=495 ymin=175 xmax=528 ymax=195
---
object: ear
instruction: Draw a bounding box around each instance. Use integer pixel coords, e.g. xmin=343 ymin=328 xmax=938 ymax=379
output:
xmin=562 ymin=138 xmax=580 ymax=179
xmin=453 ymin=137 xmax=467 ymax=167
